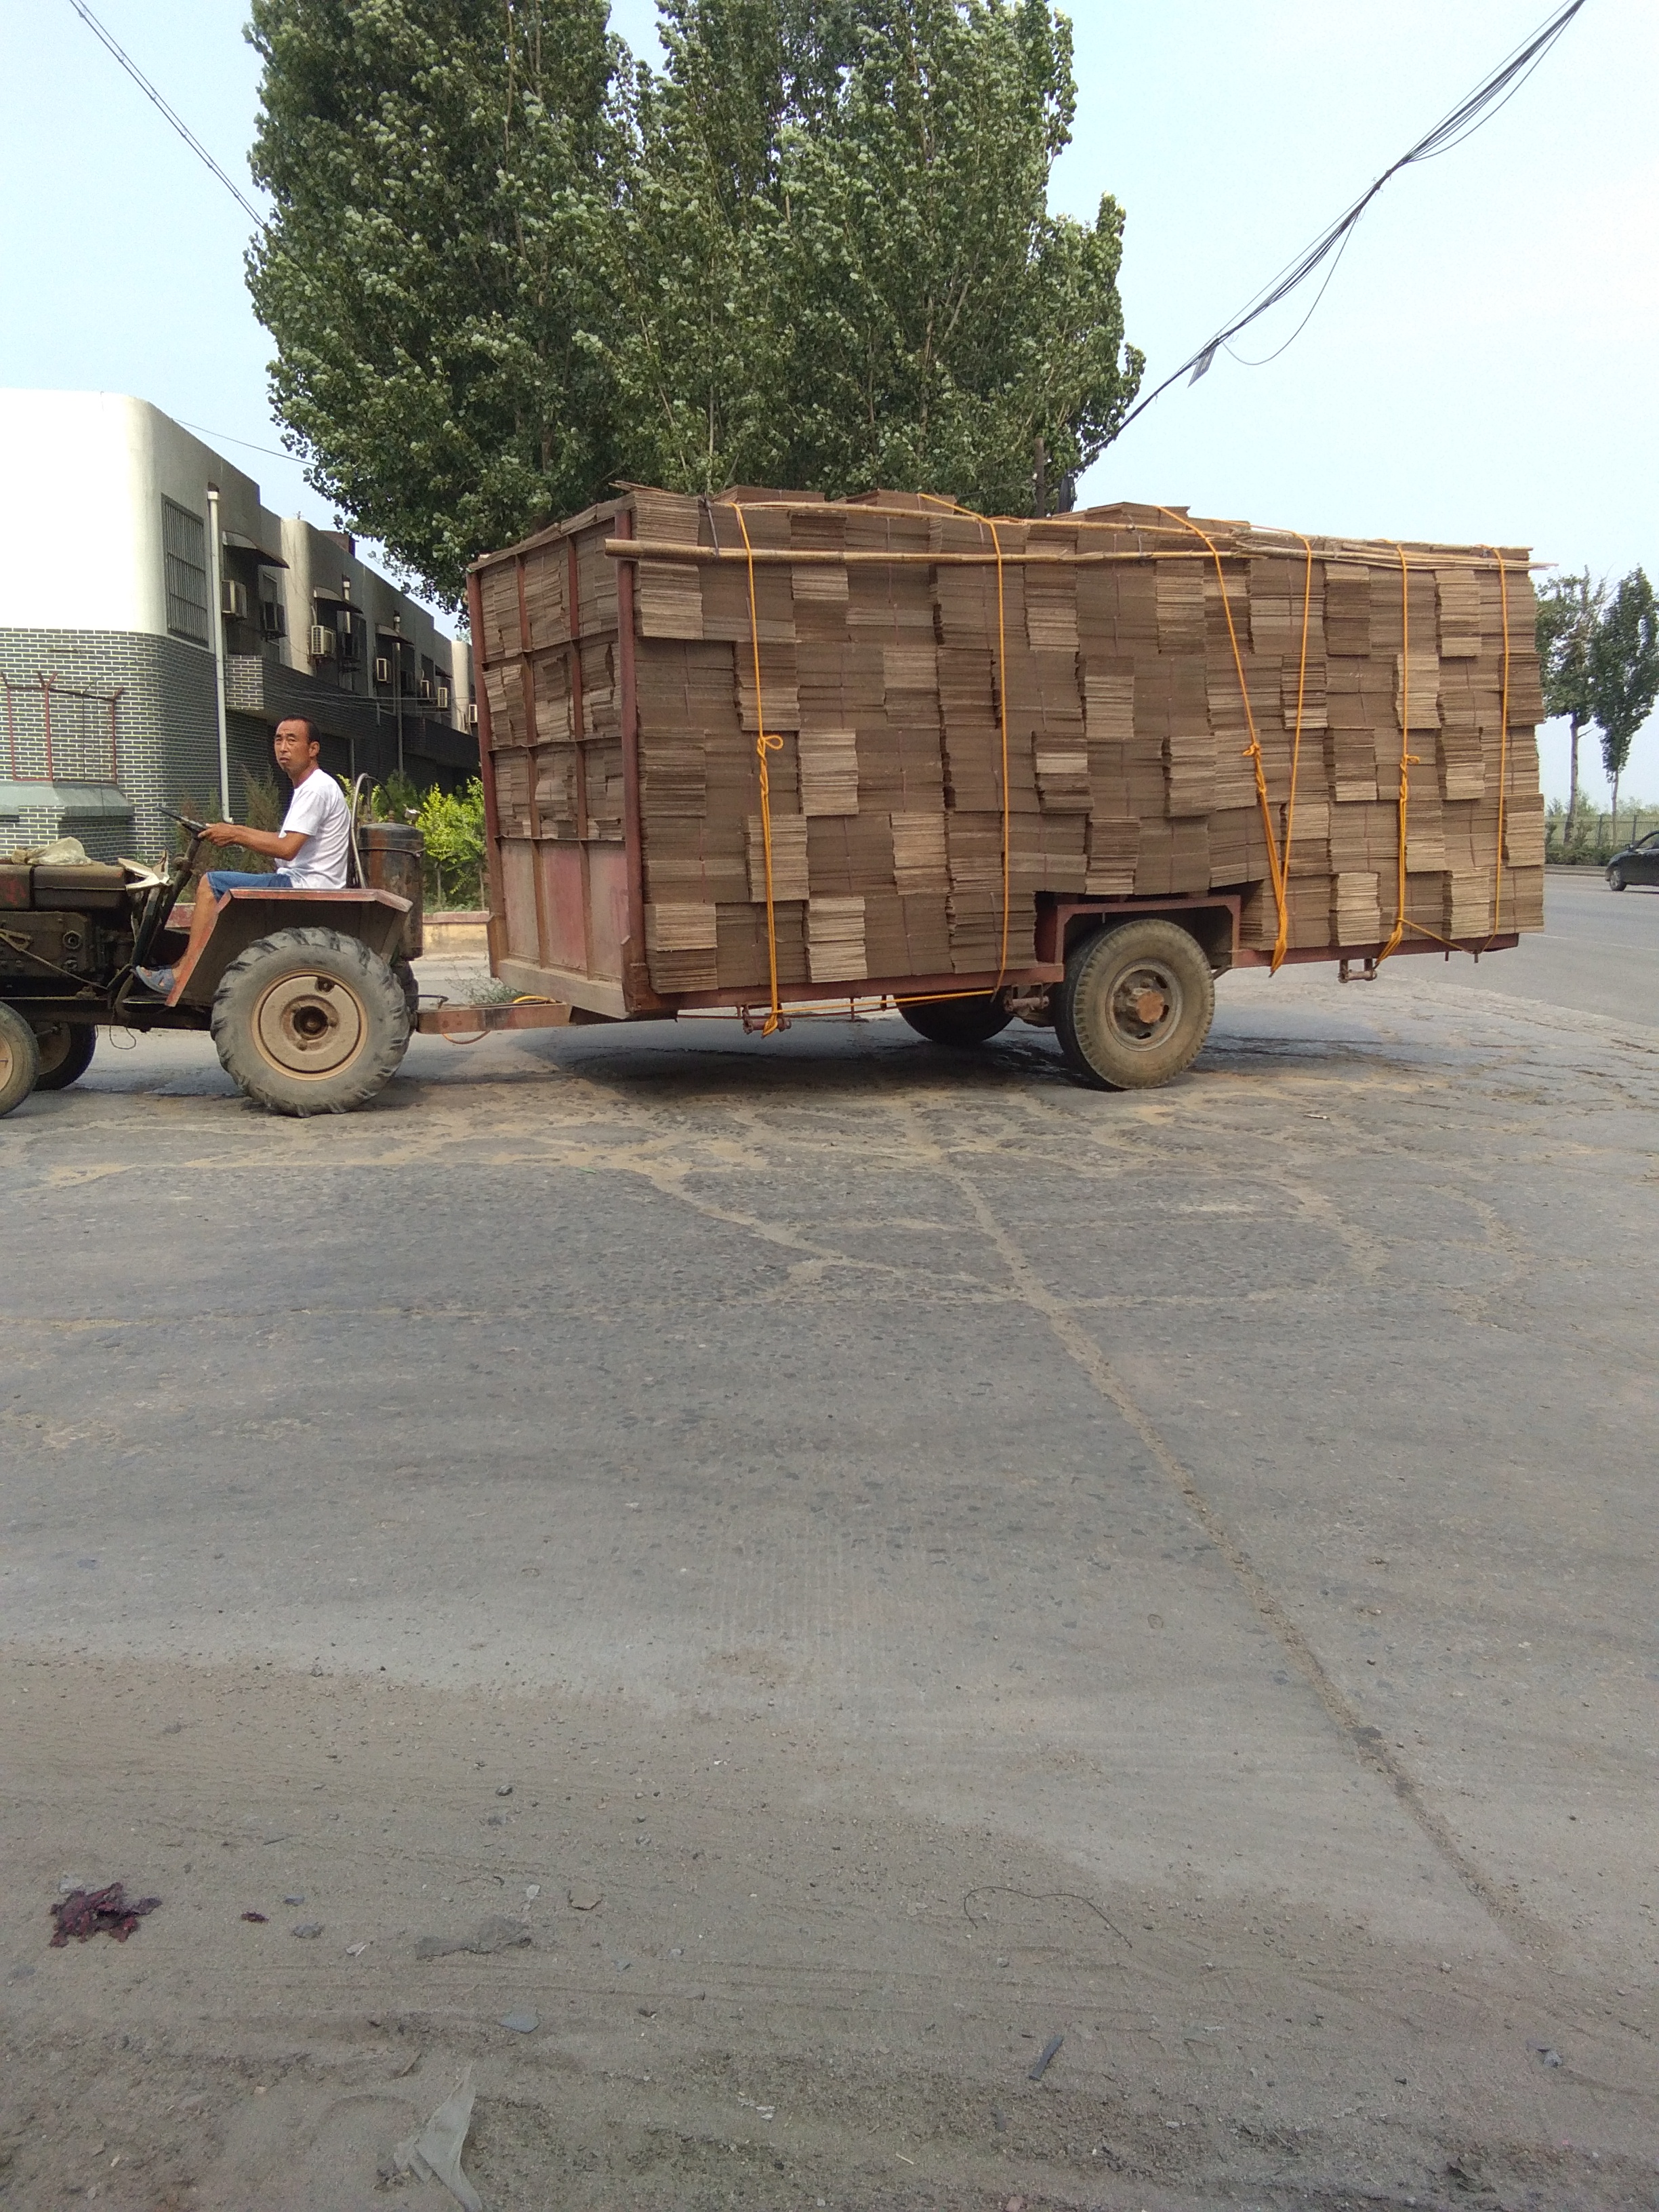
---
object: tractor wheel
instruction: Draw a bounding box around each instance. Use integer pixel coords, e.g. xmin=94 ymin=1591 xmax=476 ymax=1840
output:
xmin=1056 ymin=919 xmax=1215 ymax=1091
xmin=899 ymin=994 xmax=1012 ymax=1048
xmin=0 ymin=1002 xmax=42 ymax=1117
xmin=32 ymin=1021 xmax=98 ymax=1091
xmin=211 ymin=926 xmax=410 ymax=1117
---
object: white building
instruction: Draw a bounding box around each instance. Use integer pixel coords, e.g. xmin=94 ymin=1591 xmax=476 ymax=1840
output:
xmin=0 ymin=390 xmax=474 ymax=861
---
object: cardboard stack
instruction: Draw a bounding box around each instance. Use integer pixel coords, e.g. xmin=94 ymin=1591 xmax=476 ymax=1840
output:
xmin=472 ymin=491 xmax=1543 ymax=1002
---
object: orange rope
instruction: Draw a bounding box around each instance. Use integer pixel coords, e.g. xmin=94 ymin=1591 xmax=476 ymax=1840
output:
xmin=733 ymin=503 xmax=787 ymax=1034
xmin=1154 ymin=507 xmax=1288 ymax=962
xmin=1377 ymin=546 xmax=1414 ymax=962
xmin=1273 ymin=533 xmax=1316 ymax=972
xmin=1485 ymin=548 xmax=1513 ymax=947
xmin=906 ymin=491 xmax=1013 ymax=1006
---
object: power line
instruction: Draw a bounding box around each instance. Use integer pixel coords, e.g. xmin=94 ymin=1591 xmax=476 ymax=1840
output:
xmin=180 ymin=421 xmax=294 ymax=463
xmin=1115 ymin=0 xmax=1590 ymax=436
xmin=64 ymin=0 xmax=267 ymax=233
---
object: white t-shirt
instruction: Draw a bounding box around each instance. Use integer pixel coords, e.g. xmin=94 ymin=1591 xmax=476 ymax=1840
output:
xmin=278 ymin=769 xmax=352 ymax=888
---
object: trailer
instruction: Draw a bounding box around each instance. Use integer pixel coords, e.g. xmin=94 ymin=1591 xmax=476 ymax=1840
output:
xmin=463 ymin=487 xmax=1542 ymax=1088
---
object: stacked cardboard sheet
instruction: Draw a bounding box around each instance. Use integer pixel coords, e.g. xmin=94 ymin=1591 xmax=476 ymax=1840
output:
xmin=472 ymin=491 xmax=1543 ymax=1001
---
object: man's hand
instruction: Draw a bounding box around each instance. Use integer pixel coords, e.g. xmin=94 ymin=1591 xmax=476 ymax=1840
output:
xmin=201 ymin=821 xmax=244 ymax=848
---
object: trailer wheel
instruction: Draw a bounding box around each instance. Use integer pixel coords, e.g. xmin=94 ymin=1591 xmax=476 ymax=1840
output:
xmin=899 ymin=994 xmax=1012 ymax=1048
xmin=0 ymin=1002 xmax=42 ymax=1117
xmin=1057 ymin=920 xmax=1214 ymax=1090
xmin=211 ymin=926 xmax=410 ymax=1117
xmin=31 ymin=1021 xmax=98 ymax=1091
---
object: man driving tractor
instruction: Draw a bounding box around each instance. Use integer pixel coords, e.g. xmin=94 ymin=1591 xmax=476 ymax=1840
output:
xmin=138 ymin=717 xmax=351 ymax=998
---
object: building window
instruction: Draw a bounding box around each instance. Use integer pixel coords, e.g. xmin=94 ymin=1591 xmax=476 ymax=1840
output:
xmin=161 ymin=498 xmax=210 ymax=646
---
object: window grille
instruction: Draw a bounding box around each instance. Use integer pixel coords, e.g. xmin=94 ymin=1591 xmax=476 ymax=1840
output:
xmin=162 ymin=497 xmax=211 ymax=646
xmin=1 ymin=673 xmax=122 ymax=783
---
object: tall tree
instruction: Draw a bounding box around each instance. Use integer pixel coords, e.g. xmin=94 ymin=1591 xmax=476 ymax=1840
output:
xmin=248 ymin=1 xmax=1141 ymax=597
xmin=607 ymin=0 xmax=1142 ymax=507
xmin=601 ymin=2 xmax=855 ymax=493
xmin=1589 ymin=567 xmax=1659 ymax=825
xmin=247 ymin=0 xmax=628 ymax=603
xmin=771 ymin=0 xmax=1141 ymax=511
xmin=1534 ymin=569 xmax=1603 ymax=838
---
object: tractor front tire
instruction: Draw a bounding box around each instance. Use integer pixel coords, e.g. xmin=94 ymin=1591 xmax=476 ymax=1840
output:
xmin=899 ymin=994 xmax=1013 ymax=1048
xmin=32 ymin=1021 xmax=98 ymax=1091
xmin=0 ymin=1002 xmax=42 ymax=1117
xmin=211 ymin=927 xmax=410 ymax=1117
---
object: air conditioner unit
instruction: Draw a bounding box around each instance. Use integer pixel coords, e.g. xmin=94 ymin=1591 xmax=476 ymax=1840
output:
xmin=221 ymin=578 xmax=249 ymax=621
xmin=374 ymin=656 xmax=392 ymax=686
xmin=418 ymin=677 xmax=434 ymax=703
xmin=436 ymin=682 xmax=451 ymax=712
xmin=259 ymin=599 xmax=287 ymax=639
xmin=307 ymin=622 xmax=335 ymax=659
xmin=467 ymin=702 xmax=479 ymax=731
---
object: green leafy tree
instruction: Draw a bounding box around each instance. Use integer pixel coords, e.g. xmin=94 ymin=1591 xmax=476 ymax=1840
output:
xmin=773 ymin=0 xmax=1141 ymax=510
xmin=246 ymin=0 xmax=628 ymax=602
xmin=247 ymin=1 xmax=1141 ymax=597
xmin=608 ymin=0 xmax=1141 ymax=506
xmin=1534 ymin=569 xmax=1604 ymax=842
xmin=1589 ymin=567 xmax=1659 ymax=827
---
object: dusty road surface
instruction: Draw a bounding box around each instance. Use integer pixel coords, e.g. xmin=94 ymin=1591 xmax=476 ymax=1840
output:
xmin=1429 ymin=866 xmax=1659 ymax=1023
xmin=2 ymin=924 xmax=1657 ymax=2211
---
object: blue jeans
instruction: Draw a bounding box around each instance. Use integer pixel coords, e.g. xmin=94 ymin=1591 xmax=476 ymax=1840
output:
xmin=205 ymin=869 xmax=293 ymax=896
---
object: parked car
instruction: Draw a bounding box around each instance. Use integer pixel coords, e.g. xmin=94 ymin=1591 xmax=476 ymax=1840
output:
xmin=1606 ymin=831 xmax=1659 ymax=890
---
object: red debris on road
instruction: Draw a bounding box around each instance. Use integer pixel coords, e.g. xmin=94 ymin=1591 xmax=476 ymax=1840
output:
xmin=49 ymin=1883 xmax=161 ymax=1946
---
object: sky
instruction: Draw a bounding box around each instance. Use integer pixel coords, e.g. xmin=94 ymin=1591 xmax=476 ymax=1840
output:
xmin=2 ymin=0 xmax=1654 ymax=803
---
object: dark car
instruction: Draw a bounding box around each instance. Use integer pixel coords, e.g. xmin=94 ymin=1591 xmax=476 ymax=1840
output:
xmin=1606 ymin=830 xmax=1659 ymax=890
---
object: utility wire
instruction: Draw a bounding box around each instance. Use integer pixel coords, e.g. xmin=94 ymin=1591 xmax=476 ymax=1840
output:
xmin=1115 ymin=0 xmax=1589 ymax=435
xmin=180 ymin=422 xmax=293 ymax=462
xmin=64 ymin=0 xmax=267 ymax=233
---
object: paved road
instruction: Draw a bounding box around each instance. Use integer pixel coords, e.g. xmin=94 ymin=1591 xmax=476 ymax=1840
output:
xmin=1 ymin=960 xmax=1656 ymax=2210
xmin=1429 ymin=866 xmax=1659 ymax=1023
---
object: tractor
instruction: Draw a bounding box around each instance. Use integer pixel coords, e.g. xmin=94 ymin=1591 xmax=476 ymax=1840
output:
xmin=0 ymin=810 xmax=422 ymax=1119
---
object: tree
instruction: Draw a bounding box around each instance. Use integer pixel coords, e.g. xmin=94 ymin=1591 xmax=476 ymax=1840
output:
xmin=247 ymin=1 xmax=1141 ymax=599
xmin=1589 ymin=567 xmax=1659 ymax=826
xmin=246 ymin=0 xmax=628 ymax=603
xmin=1534 ymin=570 xmax=1603 ymax=839
xmin=607 ymin=0 xmax=1142 ymax=507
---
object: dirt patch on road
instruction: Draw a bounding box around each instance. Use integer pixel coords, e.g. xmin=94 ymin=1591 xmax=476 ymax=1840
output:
xmin=3 ymin=1649 xmax=1653 ymax=2209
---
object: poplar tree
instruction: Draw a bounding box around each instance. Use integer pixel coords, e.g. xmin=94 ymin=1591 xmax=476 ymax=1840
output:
xmin=1589 ymin=568 xmax=1659 ymax=827
xmin=247 ymin=0 xmax=628 ymax=601
xmin=248 ymin=1 xmax=1141 ymax=602
xmin=1534 ymin=570 xmax=1603 ymax=841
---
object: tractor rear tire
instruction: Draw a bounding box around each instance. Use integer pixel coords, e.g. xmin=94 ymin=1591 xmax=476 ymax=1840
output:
xmin=32 ymin=1021 xmax=98 ymax=1091
xmin=211 ymin=926 xmax=410 ymax=1117
xmin=1056 ymin=919 xmax=1215 ymax=1091
xmin=899 ymin=994 xmax=1013 ymax=1048
xmin=0 ymin=1002 xmax=41 ymax=1117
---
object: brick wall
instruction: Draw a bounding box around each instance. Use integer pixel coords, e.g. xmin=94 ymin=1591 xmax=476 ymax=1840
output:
xmin=0 ymin=628 xmax=218 ymax=862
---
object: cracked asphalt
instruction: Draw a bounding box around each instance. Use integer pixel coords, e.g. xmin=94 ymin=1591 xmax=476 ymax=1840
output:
xmin=1 ymin=880 xmax=1656 ymax=2210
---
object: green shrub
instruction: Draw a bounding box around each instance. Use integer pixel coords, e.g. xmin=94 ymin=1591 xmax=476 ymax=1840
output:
xmin=415 ymin=778 xmax=487 ymax=910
